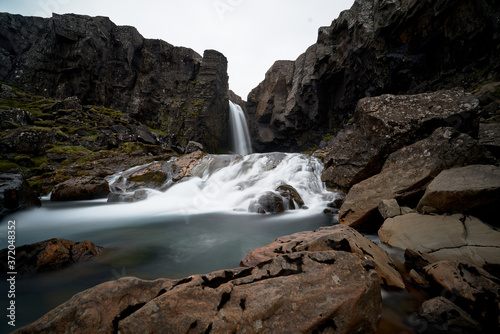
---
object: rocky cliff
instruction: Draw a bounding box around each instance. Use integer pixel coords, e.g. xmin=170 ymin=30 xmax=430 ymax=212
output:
xmin=0 ymin=13 xmax=229 ymax=152
xmin=247 ymin=0 xmax=500 ymax=151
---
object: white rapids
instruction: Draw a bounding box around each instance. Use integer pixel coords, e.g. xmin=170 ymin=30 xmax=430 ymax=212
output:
xmin=107 ymin=152 xmax=336 ymax=216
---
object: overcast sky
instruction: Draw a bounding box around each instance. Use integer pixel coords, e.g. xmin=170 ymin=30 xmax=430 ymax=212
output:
xmin=1 ymin=0 xmax=355 ymax=99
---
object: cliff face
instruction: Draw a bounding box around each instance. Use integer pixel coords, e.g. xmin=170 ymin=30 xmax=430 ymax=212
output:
xmin=247 ymin=0 xmax=500 ymax=152
xmin=0 ymin=13 xmax=229 ymax=152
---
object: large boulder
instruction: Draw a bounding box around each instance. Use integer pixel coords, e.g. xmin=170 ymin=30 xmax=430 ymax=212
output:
xmin=378 ymin=213 xmax=500 ymax=267
xmin=0 ymin=238 xmax=102 ymax=276
xmin=424 ymin=260 xmax=500 ymax=331
xmin=275 ymin=184 xmax=305 ymax=209
xmin=13 ymin=277 xmax=171 ymax=334
xmin=248 ymin=191 xmax=285 ymax=214
xmin=50 ymin=176 xmax=110 ymax=201
xmin=418 ymin=296 xmax=481 ymax=334
xmin=16 ymin=251 xmax=382 ymax=334
xmin=241 ymin=224 xmax=405 ymax=289
xmin=338 ymin=127 xmax=495 ymax=229
xmin=322 ymin=89 xmax=480 ymax=190
xmin=106 ymin=151 xmax=205 ymax=194
xmin=0 ymin=173 xmax=41 ymax=218
xmin=417 ymin=164 xmax=500 ymax=224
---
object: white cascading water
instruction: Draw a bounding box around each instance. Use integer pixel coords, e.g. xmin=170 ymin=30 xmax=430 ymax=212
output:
xmin=229 ymin=101 xmax=252 ymax=155
xmin=103 ymin=153 xmax=335 ymax=217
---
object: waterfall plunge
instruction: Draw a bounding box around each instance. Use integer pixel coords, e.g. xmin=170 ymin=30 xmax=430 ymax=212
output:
xmin=229 ymin=101 xmax=252 ymax=155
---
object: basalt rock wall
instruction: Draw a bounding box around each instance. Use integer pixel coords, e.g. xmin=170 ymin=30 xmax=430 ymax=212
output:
xmin=247 ymin=0 xmax=500 ymax=151
xmin=0 ymin=13 xmax=229 ymax=152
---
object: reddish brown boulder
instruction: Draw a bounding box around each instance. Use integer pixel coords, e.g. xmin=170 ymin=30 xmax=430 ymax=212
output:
xmin=241 ymin=224 xmax=405 ymax=288
xmin=425 ymin=260 xmax=500 ymax=331
xmin=417 ymin=164 xmax=500 ymax=224
xmin=0 ymin=238 xmax=102 ymax=276
xmin=16 ymin=251 xmax=382 ymax=334
xmin=13 ymin=277 xmax=172 ymax=334
xmin=50 ymin=176 xmax=109 ymax=201
xmin=379 ymin=213 xmax=500 ymax=267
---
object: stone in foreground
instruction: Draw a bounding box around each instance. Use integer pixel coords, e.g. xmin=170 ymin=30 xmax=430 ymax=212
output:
xmin=417 ymin=164 xmax=500 ymax=224
xmin=424 ymin=260 xmax=500 ymax=331
xmin=379 ymin=213 xmax=500 ymax=267
xmin=0 ymin=238 xmax=102 ymax=276
xmin=16 ymin=251 xmax=381 ymax=334
xmin=339 ymin=127 xmax=494 ymax=229
xmin=50 ymin=176 xmax=110 ymax=201
xmin=241 ymin=224 xmax=404 ymax=288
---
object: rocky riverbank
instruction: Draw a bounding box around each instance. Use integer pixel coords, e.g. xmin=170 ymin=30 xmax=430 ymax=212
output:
xmin=7 ymin=83 xmax=500 ymax=333
xmin=1 ymin=0 xmax=500 ymax=332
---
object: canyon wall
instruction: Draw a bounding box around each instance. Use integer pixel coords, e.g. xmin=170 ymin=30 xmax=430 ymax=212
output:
xmin=247 ymin=0 xmax=500 ymax=151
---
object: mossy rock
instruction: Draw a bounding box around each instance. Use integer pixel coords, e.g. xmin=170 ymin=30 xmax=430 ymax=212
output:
xmin=0 ymin=160 xmax=19 ymax=173
xmin=128 ymin=171 xmax=168 ymax=185
xmin=14 ymin=155 xmax=35 ymax=167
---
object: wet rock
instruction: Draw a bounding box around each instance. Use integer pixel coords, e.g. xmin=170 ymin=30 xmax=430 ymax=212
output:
xmin=50 ymin=176 xmax=110 ymax=201
xmin=106 ymin=151 xmax=205 ymax=194
xmin=425 ymin=260 xmax=500 ymax=330
xmin=249 ymin=191 xmax=285 ymax=214
xmin=241 ymin=224 xmax=405 ymax=288
xmin=327 ymin=192 xmax=346 ymax=210
xmin=275 ymin=184 xmax=304 ymax=209
xmin=322 ymin=89 xmax=480 ymax=190
xmin=13 ymin=277 xmax=172 ymax=334
xmin=419 ymin=296 xmax=481 ymax=334
xmin=19 ymin=251 xmax=381 ymax=334
xmin=107 ymin=190 xmax=149 ymax=203
xmin=379 ymin=213 xmax=500 ymax=267
xmin=339 ymin=127 xmax=495 ymax=229
xmin=0 ymin=173 xmax=41 ymax=219
xmin=417 ymin=164 xmax=500 ymax=225
xmin=173 ymin=150 xmax=206 ymax=181
xmin=0 ymin=238 xmax=102 ymax=276
xmin=127 ymin=162 xmax=170 ymax=189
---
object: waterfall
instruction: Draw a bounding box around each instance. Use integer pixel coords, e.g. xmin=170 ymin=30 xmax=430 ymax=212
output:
xmin=105 ymin=152 xmax=335 ymax=215
xmin=229 ymin=101 xmax=252 ymax=155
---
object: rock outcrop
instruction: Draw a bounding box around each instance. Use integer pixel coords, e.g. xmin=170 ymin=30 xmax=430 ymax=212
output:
xmin=50 ymin=176 xmax=110 ymax=201
xmin=246 ymin=0 xmax=500 ymax=151
xmin=424 ymin=260 xmax=500 ymax=332
xmin=378 ymin=213 xmax=500 ymax=267
xmin=241 ymin=224 xmax=405 ymax=289
xmin=0 ymin=173 xmax=40 ymax=219
xmin=15 ymin=251 xmax=382 ymax=334
xmin=338 ymin=127 xmax=494 ymax=229
xmin=0 ymin=13 xmax=230 ymax=152
xmin=321 ymin=89 xmax=480 ymax=190
xmin=417 ymin=164 xmax=500 ymax=223
xmin=105 ymin=150 xmax=205 ymax=202
xmin=0 ymin=238 xmax=102 ymax=276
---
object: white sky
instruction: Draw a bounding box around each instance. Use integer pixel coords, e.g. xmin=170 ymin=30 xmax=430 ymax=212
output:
xmin=1 ymin=0 xmax=355 ymax=99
